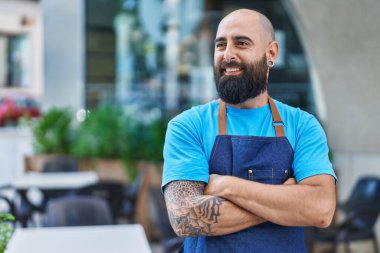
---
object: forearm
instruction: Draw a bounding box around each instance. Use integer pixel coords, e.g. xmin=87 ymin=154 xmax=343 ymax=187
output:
xmin=219 ymin=175 xmax=336 ymax=227
xmin=165 ymin=181 xmax=265 ymax=237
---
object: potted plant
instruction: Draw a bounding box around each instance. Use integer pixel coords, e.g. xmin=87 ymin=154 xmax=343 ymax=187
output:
xmin=121 ymin=113 xmax=168 ymax=179
xmin=0 ymin=213 xmax=15 ymax=253
xmin=28 ymin=105 xmax=169 ymax=188
xmin=71 ymin=106 xmax=130 ymax=183
xmin=26 ymin=108 xmax=74 ymax=172
xmin=32 ymin=108 xmax=73 ymax=154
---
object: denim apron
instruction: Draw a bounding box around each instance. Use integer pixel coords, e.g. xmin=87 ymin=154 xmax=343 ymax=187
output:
xmin=182 ymin=97 xmax=306 ymax=253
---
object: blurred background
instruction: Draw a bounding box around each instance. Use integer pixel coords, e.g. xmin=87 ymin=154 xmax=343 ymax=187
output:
xmin=0 ymin=0 xmax=379 ymax=252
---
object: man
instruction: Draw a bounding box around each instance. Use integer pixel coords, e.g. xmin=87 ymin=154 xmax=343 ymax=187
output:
xmin=162 ymin=9 xmax=336 ymax=253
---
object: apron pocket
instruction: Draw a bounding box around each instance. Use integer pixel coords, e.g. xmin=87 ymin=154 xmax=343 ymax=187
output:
xmin=248 ymin=168 xmax=289 ymax=184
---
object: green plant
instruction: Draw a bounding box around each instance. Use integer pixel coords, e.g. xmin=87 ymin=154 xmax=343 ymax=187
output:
xmin=143 ymin=118 xmax=167 ymax=162
xmin=32 ymin=105 xmax=169 ymax=180
xmin=32 ymin=108 xmax=73 ymax=154
xmin=122 ymin=116 xmax=168 ymax=179
xmin=0 ymin=213 xmax=15 ymax=253
xmin=71 ymin=106 xmax=129 ymax=159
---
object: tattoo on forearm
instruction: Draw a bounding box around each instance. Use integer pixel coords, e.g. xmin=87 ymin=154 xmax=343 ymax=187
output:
xmin=164 ymin=181 xmax=224 ymax=237
xmin=197 ymin=196 xmax=223 ymax=223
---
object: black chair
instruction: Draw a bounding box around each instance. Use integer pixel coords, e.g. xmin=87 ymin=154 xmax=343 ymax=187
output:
xmin=149 ymin=186 xmax=184 ymax=253
xmin=42 ymin=156 xmax=79 ymax=173
xmin=314 ymin=176 xmax=380 ymax=253
xmin=44 ymin=195 xmax=113 ymax=227
xmin=27 ymin=156 xmax=80 ymax=214
xmin=1 ymin=187 xmax=33 ymax=227
xmin=76 ymin=181 xmax=124 ymax=223
xmin=0 ymin=194 xmax=16 ymax=223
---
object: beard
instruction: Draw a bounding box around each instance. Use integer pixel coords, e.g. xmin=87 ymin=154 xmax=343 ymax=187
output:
xmin=214 ymin=54 xmax=269 ymax=104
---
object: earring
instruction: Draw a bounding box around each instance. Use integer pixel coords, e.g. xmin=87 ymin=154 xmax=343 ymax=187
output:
xmin=268 ymin=60 xmax=274 ymax=68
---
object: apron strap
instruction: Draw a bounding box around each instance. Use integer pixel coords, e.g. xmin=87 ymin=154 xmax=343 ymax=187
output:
xmin=217 ymin=97 xmax=285 ymax=137
xmin=268 ymin=97 xmax=285 ymax=137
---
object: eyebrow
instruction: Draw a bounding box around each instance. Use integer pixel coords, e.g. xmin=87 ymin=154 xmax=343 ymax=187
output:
xmin=214 ymin=35 xmax=254 ymax=44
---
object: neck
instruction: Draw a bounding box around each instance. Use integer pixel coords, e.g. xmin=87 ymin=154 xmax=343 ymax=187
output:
xmin=226 ymin=91 xmax=269 ymax=109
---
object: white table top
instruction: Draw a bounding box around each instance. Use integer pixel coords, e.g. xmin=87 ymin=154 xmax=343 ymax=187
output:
xmin=5 ymin=224 xmax=152 ymax=253
xmin=12 ymin=171 xmax=99 ymax=190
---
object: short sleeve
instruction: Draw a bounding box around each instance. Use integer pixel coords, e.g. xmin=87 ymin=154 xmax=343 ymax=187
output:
xmin=161 ymin=114 xmax=209 ymax=192
xmin=293 ymin=114 xmax=337 ymax=182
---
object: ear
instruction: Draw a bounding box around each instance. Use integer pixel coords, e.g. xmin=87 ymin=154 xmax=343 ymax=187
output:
xmin=266 ymin=41 xmax=279 ymax=63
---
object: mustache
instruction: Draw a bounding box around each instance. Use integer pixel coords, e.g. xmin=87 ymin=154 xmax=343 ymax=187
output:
xmin=219 ymin=61 xmax=246 ymax=70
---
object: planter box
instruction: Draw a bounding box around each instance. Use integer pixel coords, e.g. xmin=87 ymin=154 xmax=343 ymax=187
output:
xmin=93 ymin=159 xmax=130 ymax=184
xmin=24 ymin=154 xmax=69 ymax=172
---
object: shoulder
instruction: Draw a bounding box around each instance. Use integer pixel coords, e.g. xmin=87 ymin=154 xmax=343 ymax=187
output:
xmin=274 ymin=100 xmax=326 ymax=148
xmin=275 ymin=100 xmax=321 ymax=131
xmin=274 ymin=100 xmax=311 ymax=121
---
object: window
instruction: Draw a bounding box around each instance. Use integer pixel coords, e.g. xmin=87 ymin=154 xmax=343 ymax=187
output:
xmin=0 ymin=34 xmax=31 ymax=88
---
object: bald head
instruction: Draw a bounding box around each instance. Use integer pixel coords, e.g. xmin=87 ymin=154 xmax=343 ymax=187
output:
xmin=214 ymin=8 xmax=279 ymax=77
xmin=219 ymin=9 xmax=275 ymax=43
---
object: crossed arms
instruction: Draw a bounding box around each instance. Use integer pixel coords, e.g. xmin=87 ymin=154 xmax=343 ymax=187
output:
xmin=164 ymin=174 xmax=336 ymax=238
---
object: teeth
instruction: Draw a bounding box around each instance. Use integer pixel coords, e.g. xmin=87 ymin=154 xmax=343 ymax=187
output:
xmin=226 ymin=68 xmax=240 ymax=72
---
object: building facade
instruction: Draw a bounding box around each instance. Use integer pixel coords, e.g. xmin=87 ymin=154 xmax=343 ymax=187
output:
xmin=0 ymin=0 xmax=43 ymax=99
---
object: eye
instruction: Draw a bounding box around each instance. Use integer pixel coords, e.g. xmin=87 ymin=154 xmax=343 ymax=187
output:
xmin=215 ymin=42 xmax=226 ymax=48
xmin=237 ymin=41 xmax=249 ymax=46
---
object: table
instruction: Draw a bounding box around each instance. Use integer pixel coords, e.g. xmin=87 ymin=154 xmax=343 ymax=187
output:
xmin=12 ymin=171 xmax=99 ymax=190
xmin=5 ymin=224 xmax=152 ymax=253
xmin=11 ymin=171 xmax=100 ymax=227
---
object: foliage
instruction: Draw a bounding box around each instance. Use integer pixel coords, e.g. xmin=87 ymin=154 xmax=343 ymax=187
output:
xmin=122 ymin=117 xmax=168 ymax=179
xmin=32 ymin=108 xmax=73 ymax=154
xmin=149 ymin=118 xmax=167 ymax=161
xmin=71 ymin=106 xmax=129 ymax=159
xmin=124 ymin=117 xmax=167 ymax=161
xmin=0 ymin=213 xmax=15 ymax=253
xmin=32 ymin=106 xmax=169 ymax=180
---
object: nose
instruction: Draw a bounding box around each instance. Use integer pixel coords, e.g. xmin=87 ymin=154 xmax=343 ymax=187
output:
xmin=223 ymin=44 xmax=236 ymax=63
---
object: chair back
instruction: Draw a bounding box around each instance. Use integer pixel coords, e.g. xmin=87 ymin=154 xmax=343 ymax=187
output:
xmin=344 ymin=176 xmax=380 ymax=231
xmin=42 ymin=156 xmax=79 ymax=173
xmin=76 ymin=181 xmax=124 ymax=222
xmin=0 ymin=195 xmax=15 ymax=216
xmin=345 ymin=176 xmax=380 ymax=211
xmin=44 ymin=195 xmax=112 ymax=227
xmin=349 ymin=206 xmax=379 ymax=231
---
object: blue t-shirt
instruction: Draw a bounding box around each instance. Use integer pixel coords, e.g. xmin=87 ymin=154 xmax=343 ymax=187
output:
xmin=162 ymin=99 xmax=336 ymax=191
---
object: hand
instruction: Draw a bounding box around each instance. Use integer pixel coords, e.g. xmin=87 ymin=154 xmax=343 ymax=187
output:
xmin=284 ymin=177 xmax=296 ymax=185
xmin=204 ymin=174 xmax=229 ymax=197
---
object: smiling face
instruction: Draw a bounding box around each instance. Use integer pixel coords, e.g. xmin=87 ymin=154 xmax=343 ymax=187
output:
xmin=214 ymin=53 xmax=269 ymax=105
xmin=213 ymin=9 xmax=278 ymax=104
